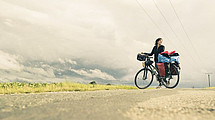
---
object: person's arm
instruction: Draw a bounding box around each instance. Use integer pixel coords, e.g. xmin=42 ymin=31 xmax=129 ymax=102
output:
xmin=160 ymin=46 xmax=165 ymax=53
xmin=144 ymin=46 xmax=155 ymax=56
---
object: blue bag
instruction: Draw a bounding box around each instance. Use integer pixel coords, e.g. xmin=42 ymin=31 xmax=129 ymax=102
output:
xmin=158 ymin=54 xmax=170 ymax=63
xmin=170 ymin=56 xmax=179 ymax=63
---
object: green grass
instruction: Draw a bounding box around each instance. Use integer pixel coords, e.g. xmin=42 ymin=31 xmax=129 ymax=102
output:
xmin=205 ymin=87 xmax=215 ymax=89
xmin=0 ymin=82 xmax=139 ymax=94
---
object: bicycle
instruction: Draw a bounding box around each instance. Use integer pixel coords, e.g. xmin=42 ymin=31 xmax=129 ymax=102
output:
xmin=135 ymin=54 xmax=180 ymax=89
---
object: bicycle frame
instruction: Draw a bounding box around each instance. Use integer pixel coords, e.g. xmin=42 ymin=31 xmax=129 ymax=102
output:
xmin=143 ymin=57 xmax=159 ymax=79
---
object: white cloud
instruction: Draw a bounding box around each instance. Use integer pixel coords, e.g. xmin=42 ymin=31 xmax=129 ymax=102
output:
xmin=58 ymin=58 xmax=77 ymax=65
xmin=0 ymin=50 xmax=56 ymax=81
xmin=24 ymin=67 xmax=55 ymax=78
xmin=58 ymin=58 xmax=66 ymax=64
xmin=70 ymin=68 xmax=116 ymax=80
xmin=0 ymin=50 xmax=23 ymax=71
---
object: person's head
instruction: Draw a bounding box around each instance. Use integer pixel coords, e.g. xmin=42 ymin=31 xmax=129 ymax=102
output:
xmin=155 ymin=38 xmax=163 ymax=46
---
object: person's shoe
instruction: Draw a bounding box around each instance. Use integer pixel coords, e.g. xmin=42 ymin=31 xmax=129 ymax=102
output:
xmin=156 ymin=83 xmax=162 ymax=89
xmin=166 ymin=81 xmax=170 ymax=87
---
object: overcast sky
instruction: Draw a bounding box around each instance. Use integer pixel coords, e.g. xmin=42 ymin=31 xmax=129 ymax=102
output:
xmin=0 ymin=0 xmax=215 ymax=87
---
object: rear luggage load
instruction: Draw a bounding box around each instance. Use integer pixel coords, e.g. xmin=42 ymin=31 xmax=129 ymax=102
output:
xmin=170 ymin=56 xmax=179 ymax=63
xmin=157 ymin=51 xmax=180 ymax=77
xmin=158 ymin=51 xmax=180 ymax=63
xmin=158 ymin=54 xmax=170 ymax=63
xmin=170 ymin=63 xmax=180 ymax=75
xmin=157 ymin=63 xmax=170 ymax=77
xmin=170 ymin=64 xmax=177 ymax=75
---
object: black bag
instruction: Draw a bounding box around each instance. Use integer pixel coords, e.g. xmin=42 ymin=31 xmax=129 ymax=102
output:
xmin=161 ymin=53 xmax=170 ymax=58
xmin=170 ymin=63 xmax=180 ymax=75
xmin=137 ymin=53 xmax=147 ymax=61
xmin=170 ymin=53 xmax=179 ymax=56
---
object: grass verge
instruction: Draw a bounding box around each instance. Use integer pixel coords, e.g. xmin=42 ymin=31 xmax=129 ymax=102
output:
xmin=0 ymin=82 xmax=141 ymax=94
xmin=205 ymin=87 xmax=215 ymax=89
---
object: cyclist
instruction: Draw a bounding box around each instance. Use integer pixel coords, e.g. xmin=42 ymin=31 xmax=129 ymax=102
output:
xmin=141 ymin=38 xmax=165 ymax=88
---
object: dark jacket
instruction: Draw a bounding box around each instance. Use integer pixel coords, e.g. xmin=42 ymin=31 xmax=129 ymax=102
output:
xmin=144 ymin=45 xmax=165 ymax=63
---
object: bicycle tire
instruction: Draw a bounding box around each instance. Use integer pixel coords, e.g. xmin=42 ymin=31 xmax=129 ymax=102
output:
xmin=134 ymin=68 xmax=154 ymax=89
xmin=162 ymin=64 xmax=180 ymax=89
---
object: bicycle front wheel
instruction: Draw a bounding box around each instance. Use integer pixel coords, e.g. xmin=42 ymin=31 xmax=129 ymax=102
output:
xmin=134 ymin=68 xmax=154 ymax=89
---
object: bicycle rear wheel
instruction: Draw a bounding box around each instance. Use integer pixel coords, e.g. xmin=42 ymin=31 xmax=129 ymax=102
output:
xmin=134 ymin=68 xmax=154 ymax=89
xmin=162 ymin=64 xmax=180 ymax=89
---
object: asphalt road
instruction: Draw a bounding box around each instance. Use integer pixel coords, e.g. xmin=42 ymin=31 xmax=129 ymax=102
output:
xmin=0 ymin=88 xmax=215 ymax=120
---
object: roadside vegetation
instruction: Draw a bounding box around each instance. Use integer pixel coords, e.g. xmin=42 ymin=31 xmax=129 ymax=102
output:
xmin=205 ymin=87 xmax=215 ymax=89
xmin=0 ymin=81 xmax=139 ymax=94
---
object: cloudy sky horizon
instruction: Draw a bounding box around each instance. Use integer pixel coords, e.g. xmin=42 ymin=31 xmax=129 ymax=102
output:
xmin=0 ymin=0 xmax=215 ymax=88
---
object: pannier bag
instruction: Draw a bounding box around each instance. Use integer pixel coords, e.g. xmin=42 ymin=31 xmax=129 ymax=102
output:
xmin=157 ymin=63 xmax=169 ymax=77
xmin=170 ymin=63 xmax=180 ymax=75
xmin=158 ymin=54 xmax=170 ymax=63
xmin=170 ymin=65 xmax=177 ymax=75
xmin=137 ymin=53 xmax=147 ymax=61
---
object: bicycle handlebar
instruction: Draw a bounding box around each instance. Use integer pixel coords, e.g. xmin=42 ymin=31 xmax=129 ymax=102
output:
xmin=145 ymin=55 xmax=153 ymax=59
xmin=140 ymin=53 xmax=153 ymax=59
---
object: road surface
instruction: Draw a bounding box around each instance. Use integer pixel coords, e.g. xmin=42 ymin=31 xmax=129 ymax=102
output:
xmin=0 ymin=88 xmax=215 ymax=120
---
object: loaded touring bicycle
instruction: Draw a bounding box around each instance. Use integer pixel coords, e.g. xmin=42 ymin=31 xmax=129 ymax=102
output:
xmin=135 ymin=51 xmax=180 ymax=89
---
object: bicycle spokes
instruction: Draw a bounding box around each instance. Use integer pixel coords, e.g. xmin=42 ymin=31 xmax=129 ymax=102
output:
xmin=135 ymin=68 xmax=153 ymax=89
xmin=162 ymin=74 xmax=179 ymax=88
xmin=143 ymin=69 xmax=148 ymax=80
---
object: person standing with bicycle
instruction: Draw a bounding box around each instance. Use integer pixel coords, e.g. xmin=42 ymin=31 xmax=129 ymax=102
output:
xmin=141 ymin=38 xmax=165 ymax=88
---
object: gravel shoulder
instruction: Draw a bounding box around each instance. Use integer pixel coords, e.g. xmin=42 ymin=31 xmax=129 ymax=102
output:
xmin=125 ymin=89 xmax=215 ymax=120
xmin=0 ymin=89 xmax=214 ymax=120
